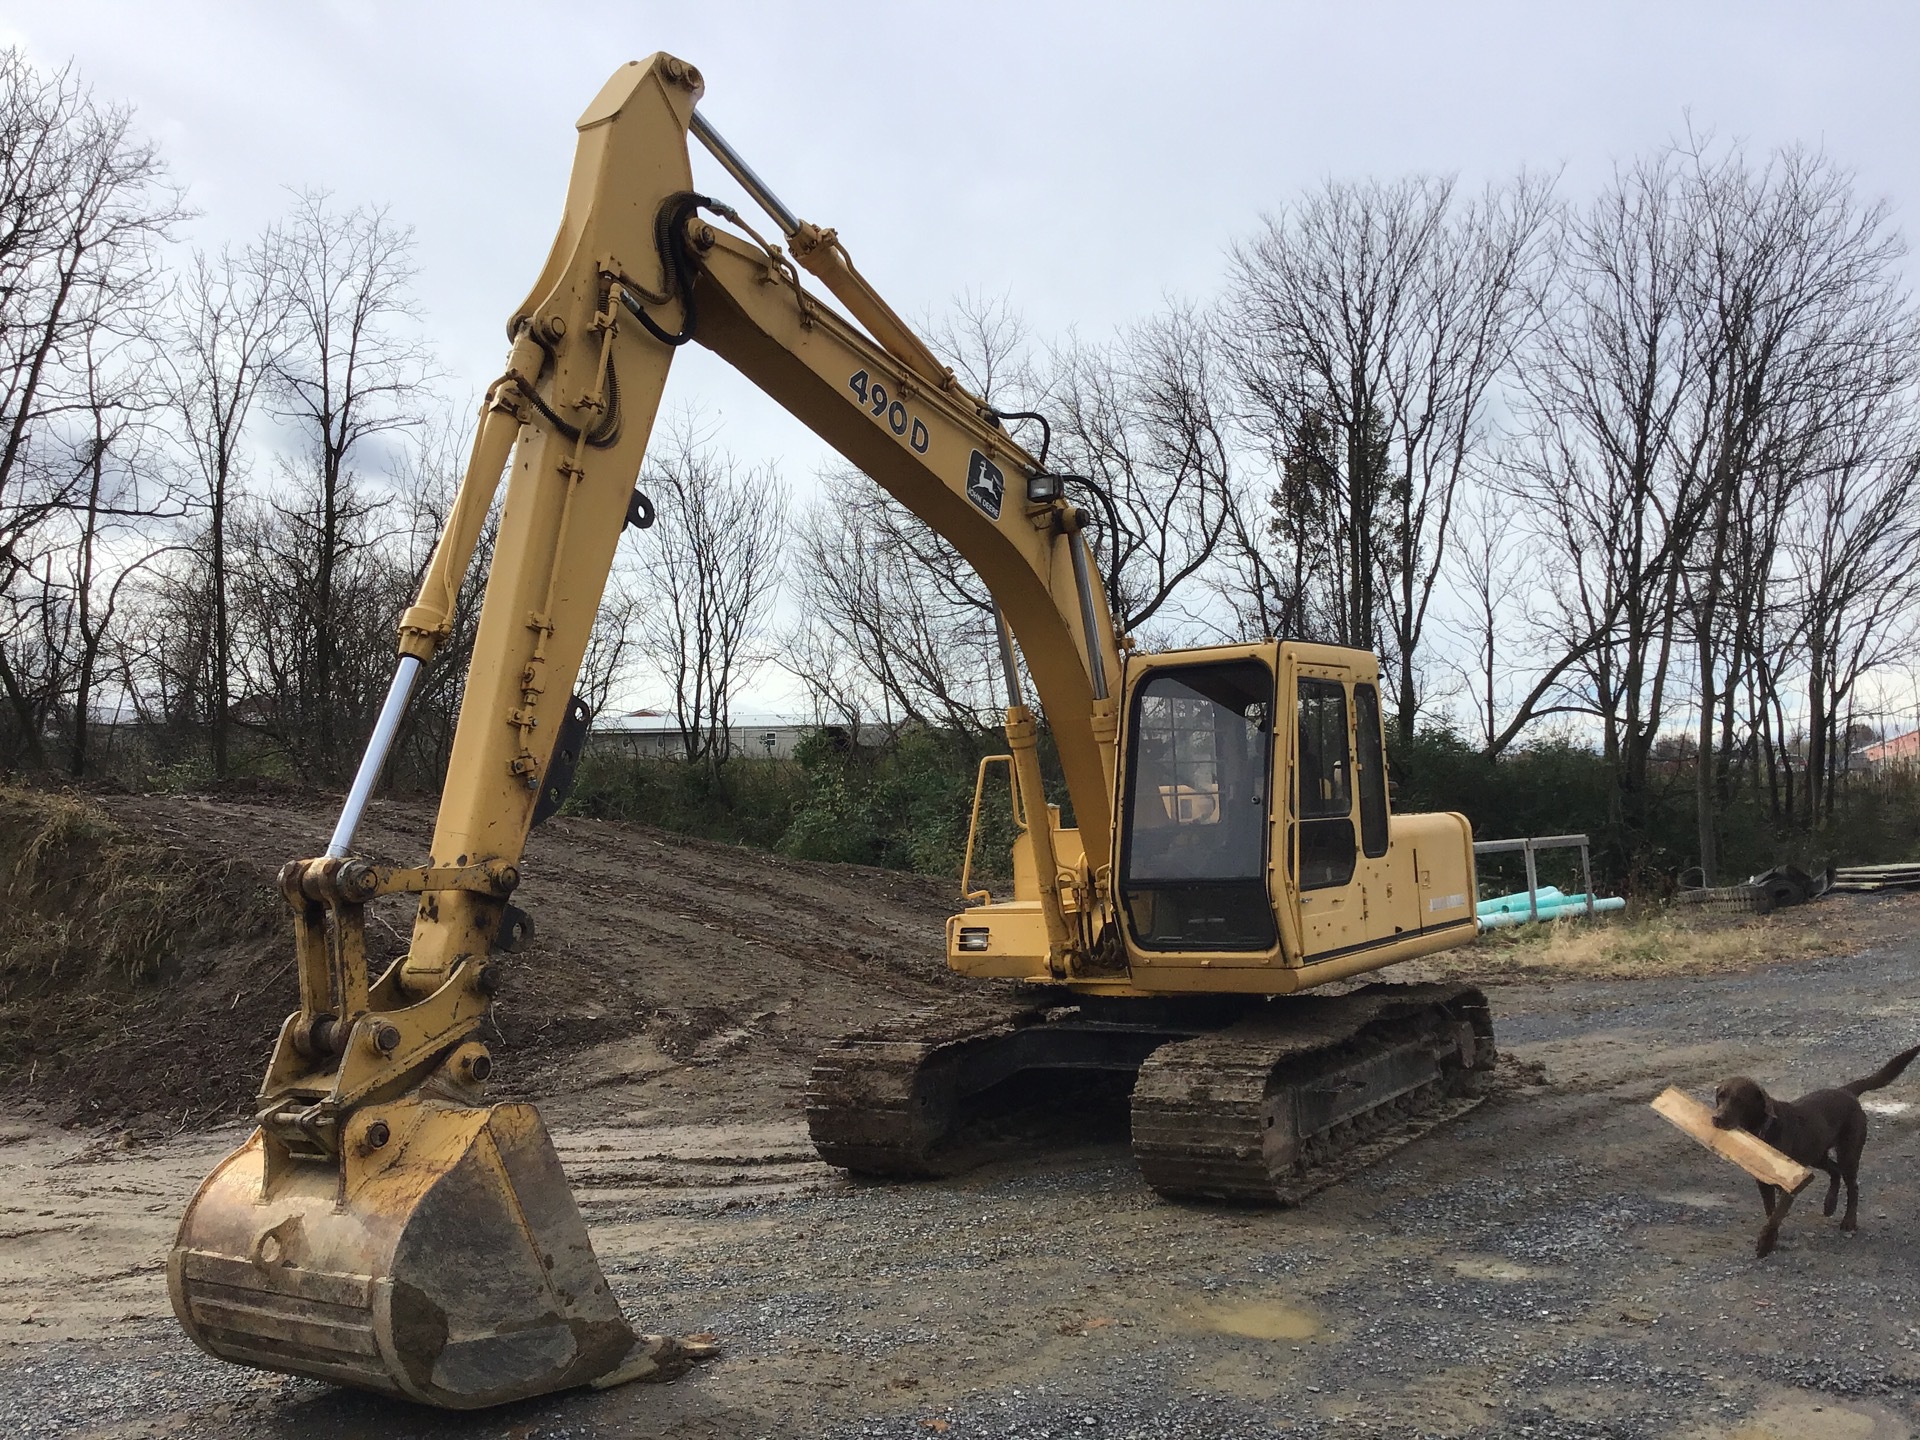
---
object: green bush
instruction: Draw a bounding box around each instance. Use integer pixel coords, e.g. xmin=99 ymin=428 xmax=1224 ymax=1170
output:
xmin=1392 ymin=722 xmax=1920 ymax=894
xmin=564 ymin=719 xmax=1920 ymax=894
xmin=783 ymin=727 xmax=993 ymax=875
xmin=564 ymin=724 xmax=1034 ymax=884
xmin=561 ymin=749 xmax=809 ymax=850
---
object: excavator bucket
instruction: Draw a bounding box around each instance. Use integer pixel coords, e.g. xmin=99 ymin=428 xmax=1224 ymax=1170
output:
xmin=169 ymin=1096 xmax=638 ymax=1408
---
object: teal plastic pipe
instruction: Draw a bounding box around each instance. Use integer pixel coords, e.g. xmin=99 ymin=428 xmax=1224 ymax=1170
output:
xmin=1477 ymin=896 xmax=1625 ymax=931
xmin=1477 ymin=887 xmax=1566 ymax=916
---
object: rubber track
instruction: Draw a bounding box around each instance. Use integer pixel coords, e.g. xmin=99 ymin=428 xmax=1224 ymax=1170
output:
xmin=809 ymin=982 xmax=1494 ymax=1201
xmin=806 ymin=996 xmax=1048 ymax=1177
xmin=1131 ymin=982 xmax=1494 ymax=1205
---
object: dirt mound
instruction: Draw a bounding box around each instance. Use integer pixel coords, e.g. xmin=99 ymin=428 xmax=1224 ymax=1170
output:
xmin=0 ymin=782 xmax=965 ymax=1134
xmin=0 ymin=785 xmax=285 ymax=1130
xmin=0 ymin=786 xmax=279 ymax=988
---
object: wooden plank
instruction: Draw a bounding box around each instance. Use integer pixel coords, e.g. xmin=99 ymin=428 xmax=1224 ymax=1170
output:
xmin=1649 ymin=1087 xmax=1816 ymax=1193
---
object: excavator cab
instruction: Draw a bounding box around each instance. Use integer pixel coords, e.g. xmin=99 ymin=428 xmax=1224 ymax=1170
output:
xmin=953 ymin=639 xmax=1476 ymax=988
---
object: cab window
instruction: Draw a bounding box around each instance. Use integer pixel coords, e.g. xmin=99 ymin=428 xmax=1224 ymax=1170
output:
xmin=1119 ymin=661 xmax=1277 ymax=951
xmin=1354 ymin=682 xmax=1389 ymax=858
xmin=1295 ymin=678 xmax=1355 ymax=889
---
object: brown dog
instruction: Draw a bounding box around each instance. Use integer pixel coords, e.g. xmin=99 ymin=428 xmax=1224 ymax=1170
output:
xmin=1711 ymin=1043 xmax=1920 ymax=1257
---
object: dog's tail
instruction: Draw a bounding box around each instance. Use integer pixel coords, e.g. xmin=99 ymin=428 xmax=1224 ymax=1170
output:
xmin=1844 ymin=1042 xmax=1920 ymax=1096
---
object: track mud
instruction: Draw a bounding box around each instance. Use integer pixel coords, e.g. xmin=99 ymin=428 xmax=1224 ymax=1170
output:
xmin=2 ymin=787 xmax=1919 ymax=1437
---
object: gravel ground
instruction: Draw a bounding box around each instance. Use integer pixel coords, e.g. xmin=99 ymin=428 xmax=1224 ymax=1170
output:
xmin=4 ymin=905 xmax=1920 ymax=1438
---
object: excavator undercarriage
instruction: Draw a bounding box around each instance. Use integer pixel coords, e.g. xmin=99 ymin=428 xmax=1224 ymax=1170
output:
xmin=808 ymin=983 xmax=1495 ymax=1203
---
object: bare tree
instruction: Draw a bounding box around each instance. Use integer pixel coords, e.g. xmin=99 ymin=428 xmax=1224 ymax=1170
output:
xmin=1223 ymin=173 xmax=1553 ymax=741
xmin=788 ymin=482 xmax=1000 ymax=734
xmin=269 ymin=188 xmax=429 ymax=775
xmin=0 ymin=49 xmax=182 ymax=763
xmin=924 ymin=289 xmax=1036 ymax=401
xmin=160 ymin=235 xmax=288 ymax=776
xmin=1511 ymin=137 xmax=1918 ymax=875
xmin=224 ymin=477 xmax=410 ymax=780
xmin=1044 ymin=302 xmax=1236 ymax=639
xmin=634 ymin=425 xmax=787 ymax=772
xmin=1783 ymin=407 xmax=1920 ymax=824
xmin=56 ymin=322 xmax=184 ymax=775
xmin=1675 ymin=141 xmax=1911 ymax=877
xmin=1515 ymin=151 xmax=1712 ymax=849
xmin=577 ymin=564 xmax=645 ymax=722
xmin=1438 ymin=482 xmax=1533 ymax=752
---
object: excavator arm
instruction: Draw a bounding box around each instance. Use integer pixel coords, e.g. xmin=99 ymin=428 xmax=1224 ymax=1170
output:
xmin=170 ymin=52 xmax=1124 ymax=1409
xmin=396 ymin=57 xmax=1124 ymax=997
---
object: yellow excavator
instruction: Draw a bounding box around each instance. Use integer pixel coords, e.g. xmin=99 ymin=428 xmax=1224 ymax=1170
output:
xmin=170 ymin=54 xmax=1491 ymax=1409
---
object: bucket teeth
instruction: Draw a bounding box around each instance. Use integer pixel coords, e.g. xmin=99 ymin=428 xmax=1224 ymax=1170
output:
xmin=170 ymin=1098 xmax=637 ymax=1409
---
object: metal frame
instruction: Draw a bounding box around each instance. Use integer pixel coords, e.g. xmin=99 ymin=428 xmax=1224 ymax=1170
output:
xmin=961 ymin=754 xmax=1019 ymax=905
xmin=1471 ymin=833 xmax=1595 ymax=920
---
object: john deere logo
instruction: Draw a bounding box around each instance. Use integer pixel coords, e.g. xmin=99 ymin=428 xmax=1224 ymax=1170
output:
xmin=966 ymin=450 xmax=1004 ymax=519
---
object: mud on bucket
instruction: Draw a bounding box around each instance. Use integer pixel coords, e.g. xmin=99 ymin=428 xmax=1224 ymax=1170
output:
xmin=169 ymin=1097 xmax=638 ymax=1408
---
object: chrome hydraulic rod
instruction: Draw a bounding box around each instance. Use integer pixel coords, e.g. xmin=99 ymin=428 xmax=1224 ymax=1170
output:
xmin=325 ymin=654 xmax=423 ymax=859
xmin=995 ymin=606 xmax=1023 ymax=708
xmin=690 ymin=110 xmax=800 ymax=237
xmin=1068 ymin=530 xmax=1109 ymax=701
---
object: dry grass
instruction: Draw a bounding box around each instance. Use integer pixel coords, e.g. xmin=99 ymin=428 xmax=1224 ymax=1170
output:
xmin=0 ymin=782 xmax=276 ymax=995
xmin=1416 ymin=892 xmax=1917 ymax=983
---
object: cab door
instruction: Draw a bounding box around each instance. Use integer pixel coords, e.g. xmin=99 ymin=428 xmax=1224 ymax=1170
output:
xmin=1290 ymin=669 xmax=1411 ymax=960
xmin=1115 ymin=653 xmax=1280 ymax=960
xmin=1348 ymin=679 xmax=1413 ymax=947
xmin=1291 ymin=670 xmax=1361 ymax=957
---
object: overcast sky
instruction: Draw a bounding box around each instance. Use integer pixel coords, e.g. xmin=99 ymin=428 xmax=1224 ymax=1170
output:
xmin=12 ymin=1 xmax=1920 ymax=717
